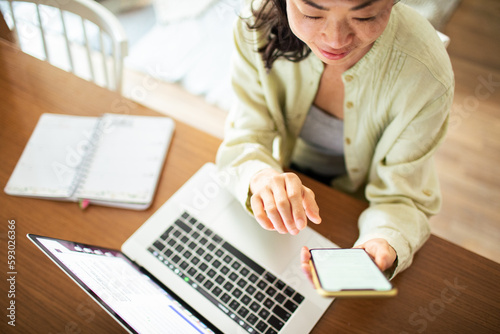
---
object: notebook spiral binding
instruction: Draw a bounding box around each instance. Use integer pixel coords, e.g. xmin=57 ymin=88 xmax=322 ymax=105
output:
xmin=68 ymin=117 xmax=106 ymax=199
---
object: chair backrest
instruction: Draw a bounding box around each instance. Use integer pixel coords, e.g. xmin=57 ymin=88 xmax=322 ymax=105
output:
xmin=1 ymin=0 xmax=128 ymax=93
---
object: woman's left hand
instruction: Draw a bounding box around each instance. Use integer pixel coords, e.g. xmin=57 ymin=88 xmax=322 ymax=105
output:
xmin=300 ymin=238 xmax=397 ymax=284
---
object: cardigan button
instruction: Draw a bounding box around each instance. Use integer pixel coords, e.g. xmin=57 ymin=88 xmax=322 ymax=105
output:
xmin=345 ymin=137 xmax=351 ymax=145
xmin=346 ymin=101 xmax=354 ymax=109
xmin=345 ymin=75 xmax=354 ymax=82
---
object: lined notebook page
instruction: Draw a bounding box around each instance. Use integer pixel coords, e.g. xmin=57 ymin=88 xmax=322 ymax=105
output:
xmin=5 ymin=114 xmax=98 ymax=198
xmin=75 ymin=114 xmax=174 ymax=204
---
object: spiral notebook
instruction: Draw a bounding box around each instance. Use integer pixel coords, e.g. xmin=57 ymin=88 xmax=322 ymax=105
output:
xmin=4 ymin=113 xmax=175 ymax=210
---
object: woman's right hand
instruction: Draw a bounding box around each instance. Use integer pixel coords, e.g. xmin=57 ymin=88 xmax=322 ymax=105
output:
xmin=249 ymin=168 xmax=322 ymax=235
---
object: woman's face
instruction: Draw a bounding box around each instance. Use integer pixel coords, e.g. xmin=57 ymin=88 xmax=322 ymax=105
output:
xmin=286 ymin=0 xmax=393 ymax=69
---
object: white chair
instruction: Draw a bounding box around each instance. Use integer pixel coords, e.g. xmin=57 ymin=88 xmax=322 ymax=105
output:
xmin=1 ymin=0 xmax=128 ymax=93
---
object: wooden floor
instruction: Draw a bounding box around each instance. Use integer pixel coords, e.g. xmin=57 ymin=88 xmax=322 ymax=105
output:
xmin=123 ymin=0 xmax=500 ymax=264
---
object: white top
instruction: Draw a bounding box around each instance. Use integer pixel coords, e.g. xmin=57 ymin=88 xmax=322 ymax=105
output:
xmin=291 ymin=104 xmax=347 ymax=178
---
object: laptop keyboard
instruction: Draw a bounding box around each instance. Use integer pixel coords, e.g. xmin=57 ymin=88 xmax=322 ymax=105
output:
xmin=148 ymin=211 xmax=304 ymax=334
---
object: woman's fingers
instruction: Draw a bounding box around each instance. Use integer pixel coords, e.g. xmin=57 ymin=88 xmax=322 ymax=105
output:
xmin=250 ymin=170 xmax=321 ymax=235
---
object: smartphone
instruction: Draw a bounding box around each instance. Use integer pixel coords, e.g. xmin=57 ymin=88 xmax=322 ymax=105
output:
xmin=309 ymin=248 xmax=397 ymax=298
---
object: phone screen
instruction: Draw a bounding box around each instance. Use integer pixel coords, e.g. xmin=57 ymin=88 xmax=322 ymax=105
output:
xmin=310 ymin=248 xmax=393 ymax=292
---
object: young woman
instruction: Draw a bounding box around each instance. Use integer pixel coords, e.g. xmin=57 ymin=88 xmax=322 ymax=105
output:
xmin=216 ymin=0 xmax=454 ymax=278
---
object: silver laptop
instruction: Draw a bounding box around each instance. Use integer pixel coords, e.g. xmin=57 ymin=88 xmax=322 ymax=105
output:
xmin=29 ymin=163 xmax=337 ymax=333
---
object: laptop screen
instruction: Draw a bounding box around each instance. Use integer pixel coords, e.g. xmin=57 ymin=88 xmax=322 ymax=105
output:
xmin=28 ymin=234 xmax=220 ymax=334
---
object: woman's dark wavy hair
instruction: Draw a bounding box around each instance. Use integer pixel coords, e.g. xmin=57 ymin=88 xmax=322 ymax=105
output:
xmin=246 ymin=0 xmax=309 ymax=71
xmin=245 ymin=0 xmax=401 ymax=71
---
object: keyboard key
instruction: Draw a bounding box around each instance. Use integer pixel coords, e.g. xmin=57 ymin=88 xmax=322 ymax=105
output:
xmin=228 ymin=272 xmax=238 ymax=281
xmin=180 ymin=261 xmax=189 ymax=270
xmin=250 ymin=302 xmax=260 ymax=312
xmin=204 ymin=228 xmax=213 ymax=236
xmin=196 ymin=222 xmax=205 ymax=230
xmin=232 ymin=288 xmax=242 ymax=298
xmin=264 ymin=272 xmax=276 ymax=284
xmin=241 ymin=295 xmax=252 ymax=305
xmin=223 ymin=255 xmax=232 ymax=263
xmin=221 ymin=266 xmax=230 ymax=275
xmin=237 ymin=278 xmax=247 ymax=288
xmin=167 ymin=239 xmax=176 ymax=246
xmin=215 ymin=275 xmax=225 ymax=285
xmin=196 ymin=248 xmax=205 ymax=256
xmin=258 ymin=308 xmax=270 ymax=320
xmin=263 ymin=298 xmax=275 ymax=309
xmin=231 ymin=261 xmax=241 ymax=270
xmin=189 ymin=217 xmax=197 ymax=225
xmin=249 ymin=274 xmax=258 ymax=283
xmin=223 ymin=282 xmax=234 ymax=291
xmin=181 ymin=236 xmax=189 ymax=244
xmin=222 ymin=242 xmax=265 ymax=275
xmin=240 ymin=267 xmax=250 ymax=277
xmin=160 ymin=226 xmax=173 ymax=240
xmin=204 ymin=254 xmax=213 ymax=262
xmin=283 ymin=300 xmax=298 ymax=313
xmin=204 ymin=280 xmax=214 ymax=290
xmin=275 ymin=293 xmax=286 ymax=304
xmin=257 ymin=280 xmax=268 ymax=290
xmin=275 ymin=280 xmax=286 ymax=290
xmin=207 ymin=269 xmax=216 ymax=278
xmin=255 ymin=292 xmax=265 ymax=302
xmin=266 ymin=286 xmax=277 ymax=297
xmin=181 ymin=212 xmax=189 ymax=219
xmin=212 ymin=260 xmax=222 ymax=269
xmin=256 ymin=321 xmax=268 ymax=333
xmin=265 ymin=328 xmax=278 ymax=334
xmin=188 ymin=242 xmax=197 ymax=249
xmin=188 ymin=268 xmax=197 ymax=277
xmin=171 ymin=255 xmax=181 ymax=264
xmin=229 ymin=300 xmax=240 ymax=311
xmin=221 ymin=293 xmax=231 ymax=303
xmin=175 ymin=219 xmax=192 ymax=233
xmin=237 ymin=307 xmax=249 ymax=318
xmin=212 ymin=287 xmax=222 ymax=297
xmin=200 ymin=237 xmax=208 ymax=245
xmin=175 ymin=245 xmax=184 ymax=253
xmin=195 ymin=274 xmax=205 ymax=283
xmin=173 ymin=230 xmax=182 ymax=238
xmin=199 ymin=263 xmax=208 ymax=272
xmin=183 ymin=250 xmax=192 ymax=259
xmin=272 ymin=304 xmax=291 ymax=321
xmin=284 ymin=286 xmax=295 ymax=297
xmin=212 ymin=234 xmax=223 ymax=243
xmin=191 ymin=257 xmax=200 ymax=265
xmin=247 ymin=313 xmax=258 ymax=325
xmin=164 ymin=249 xmax=173 ymax=258
xmin=215 ymin=249 xmax=224 ymax=257
xmin=293 ymin=293 xmax=304 ymax=305
xmin=268 ymin=315 xmax=284 ymax=331
xmin=153 ymin=241 xmax=165 ymax=251
xmin=207 ymin=243 xmax=216 ymax=251
xmin=246 ymin=285 xmax=256 ymax=295
xmin=192 ymin=231 xmax=200 ymax=240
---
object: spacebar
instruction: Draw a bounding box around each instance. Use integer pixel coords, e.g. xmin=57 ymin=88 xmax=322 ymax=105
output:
xmin=222 ymin=242 xmax=265 ymax=275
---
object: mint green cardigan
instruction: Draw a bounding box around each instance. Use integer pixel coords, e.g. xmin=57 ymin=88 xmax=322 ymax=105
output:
xmin=216 ymin=3 xmax=454 ymax=277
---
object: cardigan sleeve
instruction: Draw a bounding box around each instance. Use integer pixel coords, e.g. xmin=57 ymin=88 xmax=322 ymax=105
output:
xmin=354 ymin=84 xmax=454 ymax=278
xmin=215 ymin=18 xmax=283 ymax=212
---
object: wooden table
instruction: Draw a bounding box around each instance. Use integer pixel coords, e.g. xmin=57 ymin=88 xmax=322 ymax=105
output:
xmin=1 ymin=39 xmax=499 ymax=333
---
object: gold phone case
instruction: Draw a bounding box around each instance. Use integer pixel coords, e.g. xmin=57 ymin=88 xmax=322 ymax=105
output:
xmin=309 ymin=259 xmax=398 ymax=298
